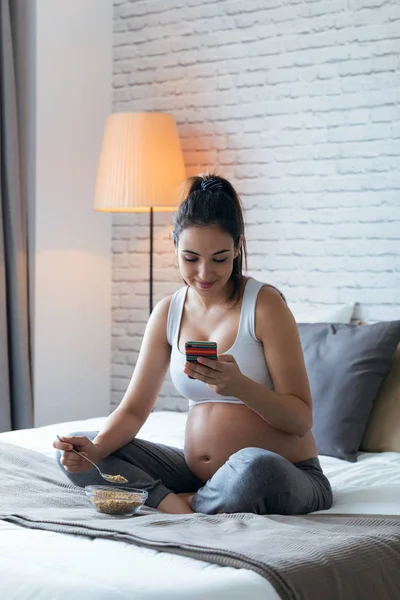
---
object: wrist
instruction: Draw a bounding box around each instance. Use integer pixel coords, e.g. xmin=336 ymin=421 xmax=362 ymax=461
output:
xmin=235 ymin=374 xmax=253 ymax=402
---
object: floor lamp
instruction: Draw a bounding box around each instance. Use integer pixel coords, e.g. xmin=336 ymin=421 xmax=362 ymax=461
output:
xmin=94 ymin=112 xmax=186 ymax=315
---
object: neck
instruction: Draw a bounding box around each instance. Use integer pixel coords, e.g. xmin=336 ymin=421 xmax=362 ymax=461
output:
xmin=190 ymin=277 xmax=241 ymax=311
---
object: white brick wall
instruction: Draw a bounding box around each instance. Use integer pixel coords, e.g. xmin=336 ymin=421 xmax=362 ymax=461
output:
xmin=111 ymin=0 xmax=400 ymax=411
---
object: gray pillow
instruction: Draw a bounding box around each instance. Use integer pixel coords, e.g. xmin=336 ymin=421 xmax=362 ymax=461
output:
xmin=298 ymin=321 xmax=400 ymax=462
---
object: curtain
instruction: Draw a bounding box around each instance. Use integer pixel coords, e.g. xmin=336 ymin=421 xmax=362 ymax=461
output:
xmin=0 ymin=0 xmax=33 ymax=431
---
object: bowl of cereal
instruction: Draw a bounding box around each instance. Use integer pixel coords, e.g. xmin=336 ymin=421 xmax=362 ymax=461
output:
xmin=85 ymin=485 xmax=148 ymax=516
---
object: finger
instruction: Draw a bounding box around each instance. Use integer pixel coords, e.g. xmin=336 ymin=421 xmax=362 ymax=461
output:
xmin=61 ymin=455 xmax=82 ymax=468
xmin=53 ymin=439 xmax=74 ymax=451
xmin=63 ymin=463 xmax=81 ymax=472
xmin=60 ymin=435 xmax=88 ymax=445
xmin=184 ymin=361 xmax=220 ymax=376
xmin=61 ymin=449 xmax=82 ymax=460
xmin=62 ymin=449 xmax=88 ymax=460
xmin=184 ymin=367 xmax=195 ymax=379
xmin=184 ymin=363 xmax=216 ymax=379
xmin=217 ymin=354 xmax=235 ymax=362
xmin=61 ymin=452 xmax=89 ymax=467
xmin=195 ymin=357 xmax=222 ymax=370
xmin=184 ymin=367 xmax=216 ymax=384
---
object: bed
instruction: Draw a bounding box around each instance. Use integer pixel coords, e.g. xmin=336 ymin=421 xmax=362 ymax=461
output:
xmin=1 ymin=409 xmax=400 ymax=600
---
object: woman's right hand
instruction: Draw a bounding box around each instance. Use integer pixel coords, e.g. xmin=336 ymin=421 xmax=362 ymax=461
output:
xmin=53 ymin=435 xmax=101 ymax=473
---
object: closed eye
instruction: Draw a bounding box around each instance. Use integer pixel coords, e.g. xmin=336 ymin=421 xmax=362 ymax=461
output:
xmin=184 ymin=258 xmax=227 ymax=263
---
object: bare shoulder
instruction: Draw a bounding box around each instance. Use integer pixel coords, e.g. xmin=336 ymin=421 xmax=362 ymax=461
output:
xmin=257 ymin=285 xmax=288 ymax=314
xmin=154 ymin=294 xmax=173 ymax=317
xmin=255 ymin=285 xmax=294 ymax=338
xmin=146 ymin=294 xmax=173 ymax=341
xmin=259 ymin=284 xmax=285 ymax=303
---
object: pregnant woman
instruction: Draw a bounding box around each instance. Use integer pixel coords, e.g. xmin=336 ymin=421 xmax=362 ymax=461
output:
xmin=54 ymin=174 xmax=332 ymax=515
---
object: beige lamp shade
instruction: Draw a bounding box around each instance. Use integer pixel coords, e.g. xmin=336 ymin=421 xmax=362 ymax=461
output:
xmin=94 ymin=112 xmax=186 ymax=212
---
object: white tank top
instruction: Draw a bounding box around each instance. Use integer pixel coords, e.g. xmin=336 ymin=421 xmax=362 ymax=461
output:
xmin=167 ymin=277 xmax=285 ymax=408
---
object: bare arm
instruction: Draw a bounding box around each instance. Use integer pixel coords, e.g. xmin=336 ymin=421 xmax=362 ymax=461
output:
xmin=235 ymin=287 xmax=313 ymax=437
xmin=93 ymin=296 xmax=172 ymax=460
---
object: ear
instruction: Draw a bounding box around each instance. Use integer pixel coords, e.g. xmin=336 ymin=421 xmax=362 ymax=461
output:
xmin=234 ymin=235 xmax=243 ymax=258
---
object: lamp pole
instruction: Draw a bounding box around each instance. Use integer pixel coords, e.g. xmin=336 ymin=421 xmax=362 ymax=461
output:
xmin=149 ymin=207 xmax=153 ymax=316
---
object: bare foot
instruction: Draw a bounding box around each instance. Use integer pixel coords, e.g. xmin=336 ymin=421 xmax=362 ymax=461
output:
xmin=177 ymin=492 xmax=195 ymax=505
xmin=157 ymin=493 xmax=194 ymax=514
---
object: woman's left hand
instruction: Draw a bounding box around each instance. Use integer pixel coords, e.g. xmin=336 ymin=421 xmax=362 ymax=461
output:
xmin=184 ymin=354 xmax=245 ymax=397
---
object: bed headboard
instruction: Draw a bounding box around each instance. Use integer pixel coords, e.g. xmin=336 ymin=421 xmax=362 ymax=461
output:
xmin=361 ymin=346 xmax=400 ymax=453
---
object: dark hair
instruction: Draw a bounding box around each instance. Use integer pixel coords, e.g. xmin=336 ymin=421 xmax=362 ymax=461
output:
xmin=172 ymin=173 xmax=248 ymax=305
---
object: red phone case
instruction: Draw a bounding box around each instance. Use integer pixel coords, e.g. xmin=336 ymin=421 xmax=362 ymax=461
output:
xmin=185 ymin=341 xmax=218 ymax=361
xmin=185 ymin=341 xmax=218 ymax=378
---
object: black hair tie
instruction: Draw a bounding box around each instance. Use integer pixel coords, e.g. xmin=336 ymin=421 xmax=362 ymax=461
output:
xmin=200 ymin=178 xmax=223 ymax=192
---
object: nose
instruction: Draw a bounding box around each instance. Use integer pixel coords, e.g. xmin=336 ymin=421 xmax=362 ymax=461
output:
xmin=198 ymin=261 xmax=213 ymax=281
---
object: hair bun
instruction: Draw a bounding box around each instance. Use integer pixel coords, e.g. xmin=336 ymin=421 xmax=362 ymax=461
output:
xmin=200 ymin=178 xmax=223 ymax=192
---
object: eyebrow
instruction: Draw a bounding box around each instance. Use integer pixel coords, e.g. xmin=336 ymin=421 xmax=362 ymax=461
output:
xmin=181 ymin=249 xmax=231 ymax=256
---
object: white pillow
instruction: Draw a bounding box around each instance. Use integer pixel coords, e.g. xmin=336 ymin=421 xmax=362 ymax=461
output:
xmin=290 ymin=303 xmax=355 ymax=324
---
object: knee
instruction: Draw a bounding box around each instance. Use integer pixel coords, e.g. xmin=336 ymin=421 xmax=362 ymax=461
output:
xmin=60 ymin=430 xmax=98 ymax=440
xmin=229 ymin=447 xmax=288 ymax=484
xmin=212 ymin=448 xmax=287 ymax=514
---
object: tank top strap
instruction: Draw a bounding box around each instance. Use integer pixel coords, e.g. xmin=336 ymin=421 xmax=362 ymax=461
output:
xmin=240 ymin=277 xmax=287 ymax=341
xmin=166 ymin=286 xmax=188 ymax=346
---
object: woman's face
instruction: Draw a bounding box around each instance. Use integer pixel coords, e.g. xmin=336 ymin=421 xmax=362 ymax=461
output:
xmin=176 ymin=226 xmax=240 ymax=296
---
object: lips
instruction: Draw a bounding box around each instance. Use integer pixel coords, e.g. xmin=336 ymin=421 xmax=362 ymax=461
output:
xmin=197 ymin=281 xmax=215 ymax=289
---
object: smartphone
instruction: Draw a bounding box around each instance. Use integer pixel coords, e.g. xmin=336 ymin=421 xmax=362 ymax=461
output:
xmin=185 ymin=341 xmax=218 ymax=379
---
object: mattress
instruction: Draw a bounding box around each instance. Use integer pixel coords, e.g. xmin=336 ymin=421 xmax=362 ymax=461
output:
xmin=1 ymin=411 xmax=399 ymax=600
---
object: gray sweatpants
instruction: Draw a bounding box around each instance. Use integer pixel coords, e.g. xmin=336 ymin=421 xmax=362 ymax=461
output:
xmin=56 ymin=431 xmax=333 ymax=515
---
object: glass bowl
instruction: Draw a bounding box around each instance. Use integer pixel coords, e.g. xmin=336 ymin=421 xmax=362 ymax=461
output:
xmin=85 ymin=485 xmax=148 ymax=516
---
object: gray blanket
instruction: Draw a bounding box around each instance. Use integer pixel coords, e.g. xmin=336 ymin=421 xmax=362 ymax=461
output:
xmin=1 ymin=440 xmax=399 ymax=600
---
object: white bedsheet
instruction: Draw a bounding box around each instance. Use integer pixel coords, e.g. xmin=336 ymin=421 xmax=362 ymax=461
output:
xmin=1 ymin=411 xmax=399 ymax=600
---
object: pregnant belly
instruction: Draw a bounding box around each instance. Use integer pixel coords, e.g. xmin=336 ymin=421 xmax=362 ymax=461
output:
xmin=184 ymin=402 xmax=318 ymax=482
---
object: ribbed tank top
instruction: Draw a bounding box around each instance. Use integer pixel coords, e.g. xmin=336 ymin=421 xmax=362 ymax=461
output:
xmin=167 ymin=277 xmax=285 ymax=408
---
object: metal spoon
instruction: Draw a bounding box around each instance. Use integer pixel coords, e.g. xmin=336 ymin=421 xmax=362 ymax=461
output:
xmin=56 ymin=435 xmax=128 ymax=484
